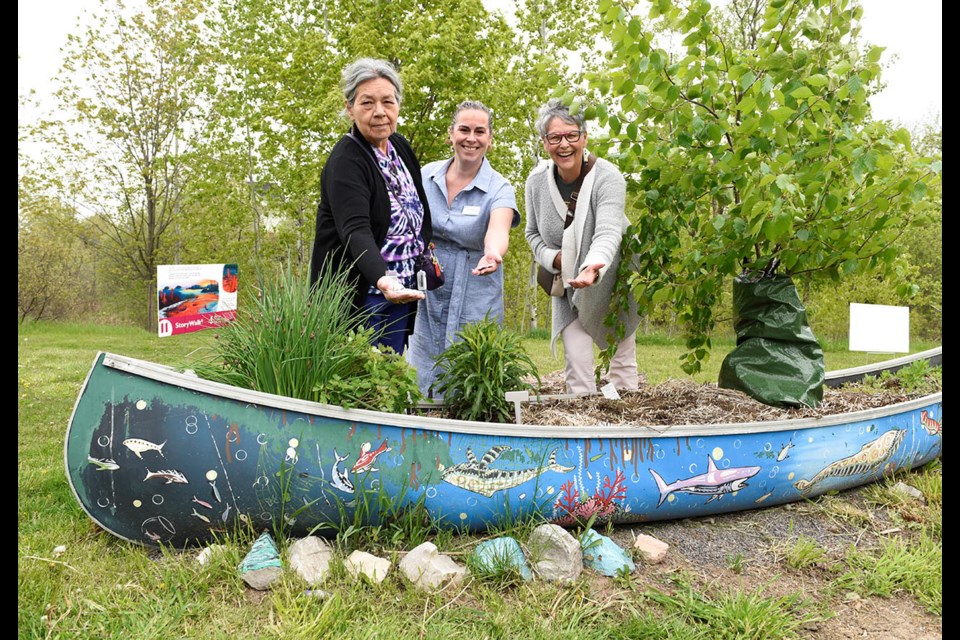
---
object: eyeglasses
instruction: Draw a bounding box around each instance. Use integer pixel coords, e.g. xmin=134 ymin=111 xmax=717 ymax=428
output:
xmin=544 ymin=130 xmax=583 ymax=145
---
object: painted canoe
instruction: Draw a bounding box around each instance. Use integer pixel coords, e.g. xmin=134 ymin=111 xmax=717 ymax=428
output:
xmin=66 ymin=352 xmax=942 ymax=547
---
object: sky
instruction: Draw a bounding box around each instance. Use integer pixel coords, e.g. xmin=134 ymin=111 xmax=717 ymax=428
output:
xmin=18 ymin=0 xmax=942 ymax=131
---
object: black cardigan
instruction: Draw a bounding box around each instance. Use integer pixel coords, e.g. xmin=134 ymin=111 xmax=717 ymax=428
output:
xmin=309 ymin=125 xmax=433 ymax=311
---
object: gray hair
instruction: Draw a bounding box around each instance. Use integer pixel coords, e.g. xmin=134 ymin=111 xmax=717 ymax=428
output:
xmin=341 ymin=58 xmax=403 ymax=107
xmin=451 ymin=100 xmax=494 ymax=132
xmin=535 ymin=98 xmax=584 ymax=138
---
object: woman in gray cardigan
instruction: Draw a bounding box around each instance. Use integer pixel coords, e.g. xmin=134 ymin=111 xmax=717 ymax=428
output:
xmin=525 ymin=99 xmax=640 ymax=393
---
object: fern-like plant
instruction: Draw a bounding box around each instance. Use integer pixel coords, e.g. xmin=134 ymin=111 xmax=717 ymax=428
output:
xmin=432 ymin=318 xmax=540 ymax=423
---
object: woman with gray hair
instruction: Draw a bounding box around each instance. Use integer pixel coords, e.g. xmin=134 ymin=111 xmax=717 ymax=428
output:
xmin=406 ymin=100 xmax=519 ymax=396
xmin=309 ymin=58 xmax=432 ymax=354
xmin=524 ymin=98 xmax=640 ymax=393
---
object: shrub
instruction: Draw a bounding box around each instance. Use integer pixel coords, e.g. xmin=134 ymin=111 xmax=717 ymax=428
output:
xmin=433 ymin=318 xmax=540 ymax=422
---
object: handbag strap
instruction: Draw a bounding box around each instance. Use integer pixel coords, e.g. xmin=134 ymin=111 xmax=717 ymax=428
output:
xmin=563 ymin=154 xmax=597 ymax=229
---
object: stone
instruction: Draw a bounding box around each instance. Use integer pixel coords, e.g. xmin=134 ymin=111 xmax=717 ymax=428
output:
xmin=346 ymin=550 xmax=392 ymax=584
xmin=288 ymin=536 xmax=334 ymax=585
xmin=633 ymin=533 xmax=669 ymax=564
xmin=399 ymin=541 xmax=466 ymax=591
xmin=196 ymin=544 xmax=229 ymax=566
xmin=892 ymin=481 xmax=926 ymax=503
xmin=239 ymin=532 xmax=282 ymax=590
xmin=528 ymin=523 xmax=582 ymax=582
xmin=581 ymin=529 xmax=635 ymax=577
xmin=472 ymin=537 xmax=532 ymax=580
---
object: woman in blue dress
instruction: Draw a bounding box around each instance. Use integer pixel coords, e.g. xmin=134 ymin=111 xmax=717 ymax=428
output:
xmin=407 ymin=101 xmax=520 ymax=396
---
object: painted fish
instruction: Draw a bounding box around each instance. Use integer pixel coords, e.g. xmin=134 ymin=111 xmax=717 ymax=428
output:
xmin=920 ymin=410 xmax=941 ymax=436
xmin=794 ymin=429 xmax=906 ymax=493
xmin=143 ymin=468 xmax=188 ymax=484
xmin=351 ymin=440 xmax=391 ymax=474
xmin=123 ymin=438 xmax=166 ymax=459
xmin=192 ymin=496 xmax=213 ymax=509
xmin=221 ymin=503 xmax=232 ymax=523
xmin=190 ymin=508 xmax=211 ymax=523
xmin=331 ymin=449 xmax=355 ymax=493
xmin=649 ymin=457 xmax=761 ymax=507
xmin=440 ymin=446 xmax=574 ymax=498
xmin=87 ymin=456 xmax=119 ymax=471
xmin=777 ymin=442 xmax=794 ymax=462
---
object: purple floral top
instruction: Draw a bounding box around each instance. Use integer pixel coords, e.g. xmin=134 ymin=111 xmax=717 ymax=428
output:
xmin=370 ymin=141 xmax=425 ymax=292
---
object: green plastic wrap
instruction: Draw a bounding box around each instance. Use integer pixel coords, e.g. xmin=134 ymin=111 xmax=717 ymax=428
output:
xmin=718 ymin=273 xmax=824 ymax=408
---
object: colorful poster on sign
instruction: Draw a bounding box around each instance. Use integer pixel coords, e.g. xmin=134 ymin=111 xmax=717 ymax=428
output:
xmin=157 ymin=264 xmax=238 ymax=337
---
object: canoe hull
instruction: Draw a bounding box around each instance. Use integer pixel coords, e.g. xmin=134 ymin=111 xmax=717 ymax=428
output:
xmin=66 ymin=354 xmax=942 ymax=547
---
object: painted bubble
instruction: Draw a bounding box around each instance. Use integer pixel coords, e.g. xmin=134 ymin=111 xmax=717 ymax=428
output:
xmin=206 ymin=470 xmax=218 ymax=481
xmin=289 ymin=438 xmax=299 ymax=448
xmin=135 ymin=400 xmax=147 ymax=410
xmin=133 ymin=500 xmax=142 ymax=508
xmin=711 ymin=447 xmax=724 ymax=460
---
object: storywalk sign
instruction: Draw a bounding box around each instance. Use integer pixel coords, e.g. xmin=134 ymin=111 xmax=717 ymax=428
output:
xmin=157 ymin=263 xmax=238 ymax=337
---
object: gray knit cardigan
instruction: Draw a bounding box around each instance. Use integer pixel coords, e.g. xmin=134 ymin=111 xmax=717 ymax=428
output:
xmin=524 ymin=155 xmax=640 ymax=352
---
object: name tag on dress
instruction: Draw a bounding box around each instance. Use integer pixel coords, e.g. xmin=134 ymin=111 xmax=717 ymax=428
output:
xmin=461 ymin=205 xmax=481 ymax=216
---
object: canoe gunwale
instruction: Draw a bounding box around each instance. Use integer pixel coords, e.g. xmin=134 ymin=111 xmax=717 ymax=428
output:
xmin=823 ymin=347 xmax=942 ymax=387
xmin=100 ymin=352 xmax=942 ymax=440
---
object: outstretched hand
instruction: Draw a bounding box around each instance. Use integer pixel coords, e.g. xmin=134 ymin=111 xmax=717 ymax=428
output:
xmin=567 ymin=263 xmax=605 ymax=288
xmin=378 ymin=276 xmax=425 ymax=303
xmin=472 ymin=251 xmax=503 ymax=276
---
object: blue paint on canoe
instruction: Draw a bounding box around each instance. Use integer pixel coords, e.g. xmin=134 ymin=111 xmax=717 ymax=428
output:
xmin=65 ymin=353 xmax=943 ymax=547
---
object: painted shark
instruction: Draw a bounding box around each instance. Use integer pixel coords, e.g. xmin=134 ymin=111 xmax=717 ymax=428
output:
xmin=649 ymin=457 xmax=761 ymax=507
xmin=794 ymin=429 xmax=905 ymax=493
xmin=439 ymin=446 xmax=574 ymax=498
xmin=123 ymin=438 xmax=166 ymax=459
xmin=143 ymin=468 xmax=188 ymax=484
xmin=330 ymin=449 xmax=355 ymax=493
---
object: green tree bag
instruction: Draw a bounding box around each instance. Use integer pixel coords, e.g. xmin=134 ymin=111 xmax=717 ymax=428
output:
xmin=718 ymin=274 xmax=824 ymax=408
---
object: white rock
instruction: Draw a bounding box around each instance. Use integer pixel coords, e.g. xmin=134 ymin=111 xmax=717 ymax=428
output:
xmin=633 ymin=533 xmax=669 ymax=564
xmin=528 ymin=524 xmax=582 ymax=582
xmin=892 ymin=481 xmax=926 ymax=503
xmin=53 ymin=545 xmax=67 ymax=557
xmin=346 ymin=550 xmax=392 ymax=584
xmin=196 ymin=544 xmax=229 ymax=566
xmin=287 ymin=536 xmax=334 ymax=586
xmin=399 ymin=542 xmax=466 ymax=591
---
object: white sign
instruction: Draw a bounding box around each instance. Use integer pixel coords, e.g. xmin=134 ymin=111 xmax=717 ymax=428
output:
xmin=849 ymin=303 xmax=909 ymax=353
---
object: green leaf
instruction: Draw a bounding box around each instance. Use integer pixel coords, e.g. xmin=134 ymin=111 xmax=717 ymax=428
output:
xmin=892 ymin=127 xmax=912 ymax=149
xmin=867 ymin=45 xmax=885 ymax=63
xmin=790 ymin=86 xmax=814 ymax=100
xmin=824 ymin=193 xmax=839 ymax=213
xmin=771 ymin=106 xmax=794 ymax=122
xmin=739 ymin=70 xmax=757 ymax=91
xmin=806 ymin=74 xmax=829 ymax=87
xmin=775 ymin=174 xmax=796 ymax=193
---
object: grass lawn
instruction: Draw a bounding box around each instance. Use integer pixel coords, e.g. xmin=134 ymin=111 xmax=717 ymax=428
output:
xmin=18 ymin=321 xmax=941 ymax=639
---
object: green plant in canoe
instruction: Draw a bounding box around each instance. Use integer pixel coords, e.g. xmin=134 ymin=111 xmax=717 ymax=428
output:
xmin=585 ymin=0 xmax=941 ymax=405
xmin=191 ymin=266 xmax=421 ymax=413
xmin=433 ymin=318 xmax=541 ymax=423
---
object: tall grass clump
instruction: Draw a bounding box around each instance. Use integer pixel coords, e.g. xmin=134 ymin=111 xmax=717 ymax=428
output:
xmin=433 ymin=318 xmax=540 ymax=422
xmin=191 ymin=265 xmax=420 ymax=412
